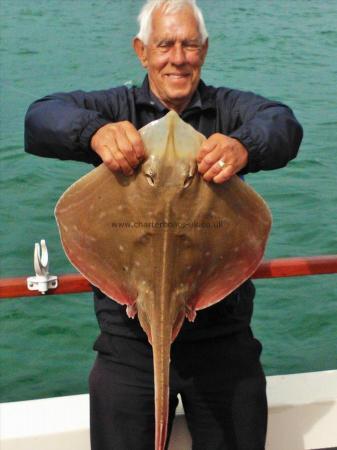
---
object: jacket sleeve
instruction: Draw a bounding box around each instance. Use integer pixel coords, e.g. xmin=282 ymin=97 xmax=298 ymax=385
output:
xmin=24 ymin=88 xmax=128 ymax=164
xmin=223 ymin=89 xmax=303 ymax=173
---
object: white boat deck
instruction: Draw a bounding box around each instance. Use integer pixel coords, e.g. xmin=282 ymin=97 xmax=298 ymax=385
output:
xmin=1 ymin=370 xmax=337 ymax=450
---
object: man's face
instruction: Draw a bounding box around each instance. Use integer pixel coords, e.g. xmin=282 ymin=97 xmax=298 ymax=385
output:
xmin=134 ymin=6 xmax=208 ymax=113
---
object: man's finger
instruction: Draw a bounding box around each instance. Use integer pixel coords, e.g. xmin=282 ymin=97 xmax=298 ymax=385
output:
xmin=113 ymin=149 xmax=134 ymax=175
xmin=196 ymin=139 xmax=217 ymax=163
xmin=98 ymin=142 xmax=132 ymax=175
xmin=212 ymin=165 xmax=235 ymax=184
xmin=197 ymin=146 xmax=223 ymax=174
xmin=112 ymin=127 xmax=140 ymax=168
xmin=102 ymin=151 xmax=120 ymax=172
xmin=202 ymin=160 xmax=234 ymax=182
xmin=122 ymin=121 xmax=146 ymax=160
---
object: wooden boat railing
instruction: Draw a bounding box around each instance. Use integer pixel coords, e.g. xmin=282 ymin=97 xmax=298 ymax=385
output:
xmin=0 ymin=255 xmax=336 ymax=299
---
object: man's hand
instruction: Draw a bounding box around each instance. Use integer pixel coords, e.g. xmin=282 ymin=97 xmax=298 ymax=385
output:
xmin=196 ymin=133 xmax=248 ymax=183
xmin=91 ymin=121 xmax=146 ymax=175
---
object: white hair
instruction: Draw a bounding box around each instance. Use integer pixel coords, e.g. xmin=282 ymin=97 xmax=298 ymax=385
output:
xmin=136 ymin=0 xmax=208 ymax=44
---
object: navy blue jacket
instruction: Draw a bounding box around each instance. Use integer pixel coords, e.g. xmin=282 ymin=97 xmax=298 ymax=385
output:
xmin=24 ymin=76 xmax=303 ymax=341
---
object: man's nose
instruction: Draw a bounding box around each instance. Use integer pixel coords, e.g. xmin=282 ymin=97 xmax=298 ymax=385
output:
xmin=170 ymin=44 xmax=186 ymax=65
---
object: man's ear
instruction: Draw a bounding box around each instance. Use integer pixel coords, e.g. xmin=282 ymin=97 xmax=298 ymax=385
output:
xmin=200 ymin=38 xmax=209 ymax=65
xmin=133 ymin=37 xmax=148 ymax=68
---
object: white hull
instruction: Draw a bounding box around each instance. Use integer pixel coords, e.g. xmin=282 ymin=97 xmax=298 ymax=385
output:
xmin=1 ymin=370 xmax=337 ymax=450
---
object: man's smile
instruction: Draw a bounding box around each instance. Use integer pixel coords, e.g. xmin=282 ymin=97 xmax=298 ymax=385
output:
xmin=133 ymin=5 xmax=208 ymax=113
xmin=165 ymin=73 xmax=189 ymax=77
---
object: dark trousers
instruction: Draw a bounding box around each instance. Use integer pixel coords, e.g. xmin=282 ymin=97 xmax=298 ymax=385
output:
xmin=89 ymin=328 xmax=267 ymax=450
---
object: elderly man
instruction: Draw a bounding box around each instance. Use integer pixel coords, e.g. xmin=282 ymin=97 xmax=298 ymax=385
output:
xmin=25 ymin=1 xmax=302 ymax=449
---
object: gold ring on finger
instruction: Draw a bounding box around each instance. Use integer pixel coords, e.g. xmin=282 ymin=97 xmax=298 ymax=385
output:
xmin=218 ymin=159 xmax=226 ymax=169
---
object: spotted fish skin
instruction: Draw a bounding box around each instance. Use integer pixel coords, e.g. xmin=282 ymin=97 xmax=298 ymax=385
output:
xmin=55 ymin=111 xmax=272 ymax=450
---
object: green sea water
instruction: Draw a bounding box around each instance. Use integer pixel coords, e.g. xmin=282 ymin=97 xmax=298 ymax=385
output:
xmin=0 ymin=0 xmax=336 ymax=402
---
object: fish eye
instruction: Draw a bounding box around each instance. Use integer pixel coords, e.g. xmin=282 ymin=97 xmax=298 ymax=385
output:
xmin=145 ymin=169 xmax=156 ymax=186
xmin=183 ymin=174 xmax=193 ymax=188
xmin=183 ymin=162 xmax=196 ymax=188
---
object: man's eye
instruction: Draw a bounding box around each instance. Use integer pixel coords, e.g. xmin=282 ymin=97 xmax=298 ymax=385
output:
xmin=183 ymin=42 xmax=201 ymax=50
xmin=158 ymin=41 xmax=172 ymax=48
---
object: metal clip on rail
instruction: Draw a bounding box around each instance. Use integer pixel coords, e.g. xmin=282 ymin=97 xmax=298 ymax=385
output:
xmin=27 ymin=240 xmax=58 ymax=294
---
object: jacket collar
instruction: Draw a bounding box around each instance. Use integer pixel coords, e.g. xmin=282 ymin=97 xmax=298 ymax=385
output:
xmin=134 ymin=75 xmax=216 ymax=113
